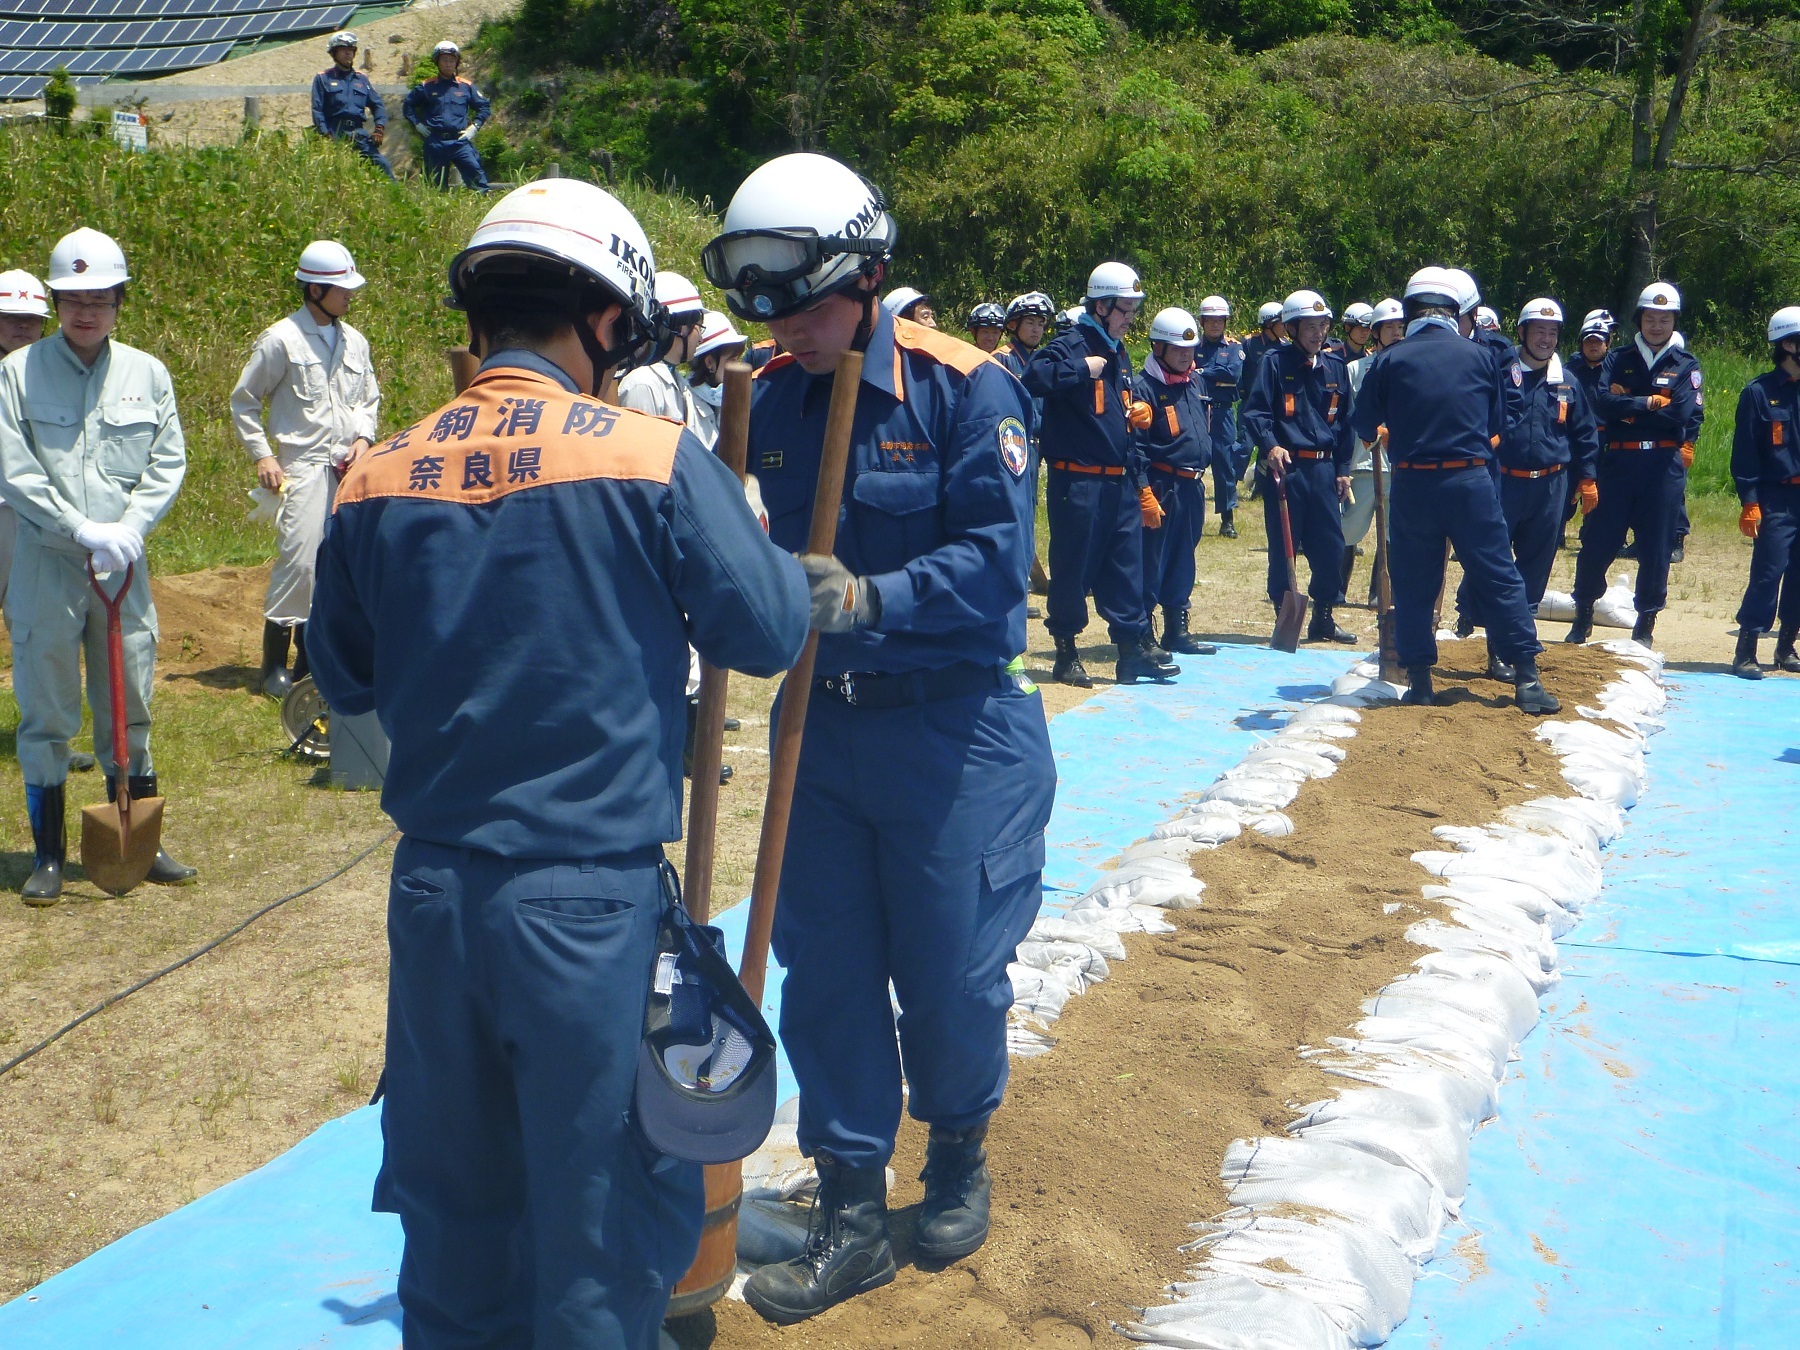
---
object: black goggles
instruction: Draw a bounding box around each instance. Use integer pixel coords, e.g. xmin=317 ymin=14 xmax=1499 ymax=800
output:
xmin=701 ymin=229 xmax=888 ymax=316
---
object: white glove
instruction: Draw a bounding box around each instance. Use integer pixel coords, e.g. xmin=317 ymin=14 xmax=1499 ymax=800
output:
xmin=459 ymin=124 xmax=479 ymax=142
xmin=74 ymin=520 xmax=144 ymax=575
xmin=743 ymin=473 xmax=769 ymax=533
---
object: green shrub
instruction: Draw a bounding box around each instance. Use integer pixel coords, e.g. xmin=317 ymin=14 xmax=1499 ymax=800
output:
xmin=41 ymin=69 xmax=75 ymax=125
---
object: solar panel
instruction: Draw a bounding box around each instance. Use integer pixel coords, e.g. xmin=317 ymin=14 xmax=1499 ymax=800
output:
xmin=0 ymin=0 xmax=337 ymax=18
xmin=1 ymin=6 xmax=353 ymax=46
xmin=0 ymin=36 xmax=230 ymax=73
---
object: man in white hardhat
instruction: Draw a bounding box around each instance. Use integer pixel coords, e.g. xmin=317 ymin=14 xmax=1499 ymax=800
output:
xmin=1337 ymin=301 xmax=1375 ymax=360
xmin=1728 ymin=306 xmax=1800 ymax=678
xmin=1134 ymin=307 xmax=1218 ymax=656
xmin=1242 ymin=299 xmax=1287 ymax=375
xmin=1023 ymin=260 xmax=1180 ymax=684
xmin=0 ymin=229 xmax=196 ymax=902
xmin=1194 ymin=295 xmax=1248 ymax=537
xmin=1568 ymin=281 xmax=1702 ymax=648
xmin=308 ymin=178 xmax=809 ymax=1347
xmin=311 ymin=31 xmax=394 ymax=180
xmin=403 ymin=41 xmax=492 ymax=191
xmin=880 ymin=285 xmax=935 ymax=327
xmin=1339 ymin=298 xmax=1404 ymax=606
xmin=685 ymin=308 xmax=746 ymax=450
xmin=616 ymin=269 xmax=706 ymax=425
xmin=229 ymin=240 xmax=380 ymax=699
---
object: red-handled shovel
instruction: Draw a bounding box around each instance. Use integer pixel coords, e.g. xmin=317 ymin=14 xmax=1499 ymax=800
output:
xmin=1270 ymin=461 xmax=1308 ymax=653
xmin=80 ymin=562 xmax=162 ymax=896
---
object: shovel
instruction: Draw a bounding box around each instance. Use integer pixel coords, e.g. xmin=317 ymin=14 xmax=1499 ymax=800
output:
xmin=80 ymin=562 xmax=162 ymax=896
xmin=1270 ymin=461 xmax=1308 ymax=653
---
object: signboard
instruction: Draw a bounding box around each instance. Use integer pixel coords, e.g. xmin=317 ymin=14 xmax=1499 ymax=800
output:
xmin=110 ymin=110 xmax=147 ymax=152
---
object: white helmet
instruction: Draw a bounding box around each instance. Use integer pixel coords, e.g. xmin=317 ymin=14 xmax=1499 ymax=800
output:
xmin=1148 ymin=307 xmax=1200 ymax=347
xmin=1443 ymin=267 xmax=1480 ymax=315
xmin=1198 ymin=295 xmax=1230 ymax=318
xmin=881 ymin=286 xmax=925 ymax=317
xmin=432 ymin=40 xmax=460 ymax=58
xmin=1474 ymin=305 xmax=1500 ymax=331
xmin=1280 ymin=289 xmax=1332 ymax=324
xmin=295 ymin=239 xmax=365 ymax=291
xmin=449 ymin=178 xmax=658 ymax=365
xmin=1085 ymin=261 xmax=1142 ymax=302
xmin=1256 ymin=301 xmax=1283 ymax=325
xmin=1403 ymin=266 xmax=1458 ymax=308
xmin=704 ymin=153 xmax=894 ymax=323
xmin=1768 ymin=306 xmax=1800 ymax=346
xmin=1517 ymin=298 xmax=1564 ymax=328
xmin=692 ymin=310 xmax=746 ymax=361
xmin=1580 ymin=307 xmax=1616 ymax=337
xmin=654 ymin=270 xmax=704 ymax=320
xmin=1636 ymin=282 xmax=1681 ymax=313
xmin=326 ymin=29 xmax=357 ymax=50
xmin=47 ymin=227 xmax=129 ymax=291
xmin=1370 ymin=297 xmax=1404 ymax=325
xmin=0 ymin=269 xmax=50 ymax=317
xmin=1342 ymin=302 xmax=1374 ymax=327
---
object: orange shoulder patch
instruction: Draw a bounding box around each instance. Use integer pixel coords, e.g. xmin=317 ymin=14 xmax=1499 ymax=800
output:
xmin=335 ymin=368 xmax=681 ymax=510
xmin=755 ymin=351 xmax=798 ymax=379
xmin=892 ymin=317 xmax=996 ymax=377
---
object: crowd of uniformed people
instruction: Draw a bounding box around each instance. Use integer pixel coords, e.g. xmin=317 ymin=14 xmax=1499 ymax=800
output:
xmin=3 ymin=138 xmax=1799 ymax=1350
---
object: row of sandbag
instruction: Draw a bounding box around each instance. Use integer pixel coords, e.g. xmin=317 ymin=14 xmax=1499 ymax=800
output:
xmin=1121 ymin=644 xmax=1666 ymax=1350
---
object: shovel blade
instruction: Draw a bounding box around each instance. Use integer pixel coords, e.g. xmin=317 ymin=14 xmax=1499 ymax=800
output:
xmin=1272 ymin=591 xmax=1308 ymax=654
xmin=81 ymin=796 xmax=163 ymax=896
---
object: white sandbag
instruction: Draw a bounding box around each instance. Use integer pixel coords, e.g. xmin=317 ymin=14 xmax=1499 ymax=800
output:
xmin=1221 ymin=1136 xmax=1445 ymax=1262
xmin=1121 ymin=835 xmax=1209 ymax=865
xmin=1599 ymin=638 xmax=1664 ymax=673
xmin=1123 ymin=1272 xmax=1353 ymax=1350
xmin=1405 ymin=918 xmax=1557 ymax=995
xmin=1371 ymin=966 xmax=1538 ymax=1046
xmin=1006 ymin=1017 xmax=1056 ymax=1056
xmin=1288 ymin=704 xmax=1362 ymax=727
xmin=1557 ymin=761 xmax=1640 ymax=808
xmin=1520 ymin=793 xmax=1626 ymax=845
xmin=1343 ymin=1009 xmax=1511 ymax=1082
xmin=1500 ymin=801 xmax=1606 ymax=855
xmin=1222 ymin=758 xmax=1313 ymax=785
xmin=1201 ymin=776 xmax=1300 ymax=810
xmin=1153 ymin=813 xmax=1244 ymax=846
xmin=1007 ymin=962 xmax=1070 ymax=1021
xmin=1536 ymin=719 xmax=1646 ymax=763
xmin=1246 ymin=811 xmax=1295 ymax=837
xmin=1288 ymin=1087 xmax=1470 ymax=1209
xmin=1410 ymin=946 xmax=1550 ymax=1022
xmin=1014 ymin=938 xmax=1111 ymax=994
xmin=1428 ymin=889 xmax=1556 ymax=948
xmin=1240 ymin=744 xmax=1339 ymax=778
xmin=1275 ymin=721 xmax=1358 ymax=742
xmin=1592 ymin=573 xmax=1638 ymax=629
xmin=1269 ymin=732 xmax=1348 ymax=761
xmin=1416 ymin=848 xmax=1599 ymax=908
xmin=1063 ymin=897 xmax=1177 ymax=934
xmin=1536 ymin=589 xmax=1577 ymax=621
xmin=1313 ymin=1047 xmax=1501 ymax=1132
xmin=1028 ymin=914 xmax=1128 ymax=961
xmin=1329 ymin=673 xmax=1402 ymax=703
xmin=1075 ymin=855 xmax=1206 ymax=910
xmin=1423 ymin=879 xmax=1578 ymax=938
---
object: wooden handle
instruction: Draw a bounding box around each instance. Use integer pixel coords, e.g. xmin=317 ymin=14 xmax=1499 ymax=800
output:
xmin=738 ymin=350 xmax=862 ymax=1003
xmin=447 ymin=347 xmax=479 ymax=396
xmin=682 ymin=362 xmax=755 ymax=923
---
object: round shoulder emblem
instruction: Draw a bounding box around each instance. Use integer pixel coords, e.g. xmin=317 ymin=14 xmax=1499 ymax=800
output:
xmin=996 ymin=417 xmax=1029 ymax=479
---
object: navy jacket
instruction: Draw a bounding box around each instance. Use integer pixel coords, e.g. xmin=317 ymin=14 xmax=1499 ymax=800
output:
xmin=1195 ymin=335 xmax=1245 ymax=454
xmin=1731 ymin=368 xmax=1800 ymax=506
xmin=403 ymin=76 xmax=490 ymax=141
xmin=1570 ymin=355 xmax=1609 ymax=438
xmin=752 ymin=308 xmax=1037 ymax=675
xmin=1131 ymin=366 xmax=1211 ymax=473
xmin=1501 ymin=355 xmax=1600 ymax=480
xmin=312 ymin=67 xmax=386 ymax=135
xmin=1594 ymin=340 xmax=1704 ymax=450
xmin=995 ymin=341 xmax=1045 ymax=439
xmin=1352 ymin=322 xmax=1506 ymax=468
xmin=308 ymin=350 xmax=809 ymax=858
xmin=1243 ymin=344 xmax=1355 ymax=473
xmin=1475 ymin=327 xmax=1518 ymax=368
xmin=1022 ymin=319 xmax=1134 ymax=470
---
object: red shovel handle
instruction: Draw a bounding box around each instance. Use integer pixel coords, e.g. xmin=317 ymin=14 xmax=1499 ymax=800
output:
xmin=87 ymin=562 xmax=134 ymax=844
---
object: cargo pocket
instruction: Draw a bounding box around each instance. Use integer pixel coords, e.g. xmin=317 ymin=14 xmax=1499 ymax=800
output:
xmin=23 ymin=401 xmax=79 ymax=458
xmin=99 ymin=406 xmax=157 ymax=483
xmin=964 ymin=831 xmax=1046 ymax=994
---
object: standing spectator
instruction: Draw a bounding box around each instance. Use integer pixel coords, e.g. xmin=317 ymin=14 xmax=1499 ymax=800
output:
xmin=616 ymin=271 xmax=705 ymax=425
xmin=686 ymin=309 xmax=746 ymax=451
xmin=311 ymin=31 xmax=394 ymax=181
xmin=1727 ymin=307 xmax=1800 ymax=679
xmin=404 ymin=41 xmax=491 ymax=191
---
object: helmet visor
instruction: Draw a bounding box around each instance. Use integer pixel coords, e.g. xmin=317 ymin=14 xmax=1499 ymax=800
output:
xmin=702 ymin=227 xmax=887 ymax=320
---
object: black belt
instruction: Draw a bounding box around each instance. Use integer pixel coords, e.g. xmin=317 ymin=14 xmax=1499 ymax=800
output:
xmin=814 ymin=662 xmax=1012 ymax=709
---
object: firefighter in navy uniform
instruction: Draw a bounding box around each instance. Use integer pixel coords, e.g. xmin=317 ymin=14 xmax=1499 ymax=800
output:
xmin=1449 ymin=270 xmax=1516 ymax=365
xmin=1564 ymin=310 xmax=1615 ymax=550
xmin=967 ymin=302 xmax=1006 ymax=354
xmin=701 ymin=152 xmax=1057 ymax=1324
xmin=1352 ymin=267 xmax=1559 ymax=714
xmin=306 ymin=179 xmax=811 ymax=1349
xmin=1727 ymin=307 xmax=1800 ymax=679
xmin=1241 ymin=289 xmax=1355 ymax=643
xmin=403 ymin=41 xmax=492 ymax=191
xmin=1194 ymin=295 xmax=1246 ymax=537
xmin=1567 ymin=282 xmax=1703 ymax=649
xmin=1454 ymin=299 xmax=1600 ymax=678
xmin=1023 ymin=261 xmax=1179 ymax=686
xmin=310 ymin=31 xmax=395 ymax=180
xmin=996 ymin=290 xmax=1055 ymax=598
xmin=1134 ymin=307 xmax=1217 ymax=657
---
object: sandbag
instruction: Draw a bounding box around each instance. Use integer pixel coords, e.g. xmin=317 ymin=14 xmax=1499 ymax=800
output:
xmin=1123 ymin=1273 xmax=1354 ymax=1350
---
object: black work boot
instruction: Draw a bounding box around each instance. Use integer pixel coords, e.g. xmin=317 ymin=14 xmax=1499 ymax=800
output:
xmin=1671 ymin=533 xmax=1686 ymax=564
xmin=112 ymin=775 xmax=199 ymax=885
xmin=1485 ymin=651 xmax=1517 ymax=682
xmin=22 ymin=783 xmax=65 ymax=905
xmin=260 ymin=620 xmax=293 ymax=699
xmin=1117 ymin=635 xmax=1179 ymax=683
xmin=290 ymin=622 xmax=310 ymax=683
xmin=1565 ymin=602 xmax=1594 ymax=644
xmin=1051 ymin=635 xmax=1092 ymax=688
xmin=1307 ymin=605 xmax=1355 ymax=644
xmin=743 ymin=1157 xmax=896 ymax=1325
xmin=1219 ymin=510 xmax=1237 ymax=539
xmin=1454 ymin=612 xmax=1476 ymax=640
xmin=1162 ymin=608 xmax=1217 ymax=656
xmin=1513 ymin=658 xmax=1561 ymax=715
xmin=682 ymin=696 xmax=733 ymax=785
xmin=1775 ymin=622 xmax=1800 ymax=673
xmin=915 ymin=1122 xmax=993 ymax=1263
xmin=1733 ymin=630 xmax=1764 ymax=680
xmin=1401 ymin=664 xmax=1436 ymax=706
xmin=1631 ymin=610 xmax=1657 ymax=648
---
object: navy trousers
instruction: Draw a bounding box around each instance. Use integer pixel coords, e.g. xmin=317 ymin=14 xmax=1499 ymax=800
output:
xmin=1143 ymin=471 xmax=1205 ymax=615
xmin=1573 ymin=450 xmax=1678 ymax=616
xmin=1457 ymin=470 xmax=1566 ymax=622
xmin=1261 ymin=458 xmax=1344 ymax=608
xmin=331 ymin=127 xmax=396 ymax=180
xmin=377 ymin=837 xmax=702 ymax=1350
xmin=423 ymin=135 xmax=491 ymax=190
xmin=1210 ymin=437 xmax=1239 ymax=515
xmin=1390 ymin=466 xmax=1542 ymax=669
xmin=1046 ymin=469 xmax=1148 ymax=642
xmin=1737 ymin=484 xmax=1800 ymax=634
xmin=772 ymin=683 xmax=1056 ymax=1168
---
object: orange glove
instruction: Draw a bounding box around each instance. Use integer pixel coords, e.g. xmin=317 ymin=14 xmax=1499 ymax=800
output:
xmin=1577 ymin=478 xmax=1598 ymax=514
xmin=1127 ymin=400 xmax=1154 ymax=431
xmin=1679 ymin=441 xmax=1695 ymax=468
xmin=1139 ymin=485 xmax=1164 ymax=529
xmin=1646 ymin=393 xmax=1672 ymax=411
xmin=1741 ymin=502 xmax=1762 ymax=538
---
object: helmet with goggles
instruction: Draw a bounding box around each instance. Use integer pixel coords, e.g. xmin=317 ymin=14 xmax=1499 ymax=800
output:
xmin=1005 ymin=292 xmax=1055 ymax=324
xmin=968 ymin=301 xmax=1006 ymax=330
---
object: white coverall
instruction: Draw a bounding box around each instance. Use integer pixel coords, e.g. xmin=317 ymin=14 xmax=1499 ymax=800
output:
xmin=616 ymin=359 xmax=698 ymax=429
xmin=229 ymin=308 xmax=379 ymax=624
xmin=0 ymin=334 xmax=187 ymax=786
xmin=1341 ymin=351 xmax=1387 ymax=548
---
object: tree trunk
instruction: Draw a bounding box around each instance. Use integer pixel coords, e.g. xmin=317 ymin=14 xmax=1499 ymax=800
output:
xmin=1623 ymin=0 xmax=1658 ymax=311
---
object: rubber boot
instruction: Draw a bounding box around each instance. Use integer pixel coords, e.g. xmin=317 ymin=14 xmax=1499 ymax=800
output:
xmin=1401 ymin=664 xmax=1436 ymax=706
xmin=1774 ymin=622 xmax=1800 ymax=674
xmin=1162 ymin=608 xmax=1217 ymax=656
xmin=1219 ymin=510 xmax=1237 ymax=540
xmin=1733 ymin=630 xmax=1764 ymax=680
xmin=1513 ymin=658 xmax=1561 ymax=715
xmin=21 ymin=783 xmax=65 ymax=905
xmin=1116 ymin=634 xmax=1179 ymax=684
xmin=743 ymin=1157 xmax=896 ymax=1325
xmin=1485 ymin=651 xmax=1517 ymax=683
xmin=1338 ymin=545 xmax=1357 ymax=606
xmin=1631 ymin=610 xmax=1657 ymax=648
xmin=260 ymin=620 xmax=293 ymax=699
xmin=1307 ymin=605 xmax=1355 ymax=644
xmin=290 ymin=622 xmax=310 ymax=683
xmin=1565 ymin=602 xmax=1594 ymax=644
xmin=915 ymin=1122 xmax=992 ymax=1263
xmin=106 ymin=775 xmax=199 ymax=885
xmin=682 ymin=696 xmax=733 ymax=785
xmin=1051 ymin=635 xmax=1092 ymax=688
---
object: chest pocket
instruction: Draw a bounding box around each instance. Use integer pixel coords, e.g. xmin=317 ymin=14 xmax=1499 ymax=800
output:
xmin=848 ymin=469 xmax=939 ymax=570
xmin=22 ymin=400 xmax=80 ymax=456
xmin=99 ymin=403 xmax=157 ymax=482
xmin=340 ymin=350 xmax=372 ymax=403
xmin=288 ymin=352 xmax=327 ymax=401
xmin=1773 ymin=411 xmax=1790 ymax=450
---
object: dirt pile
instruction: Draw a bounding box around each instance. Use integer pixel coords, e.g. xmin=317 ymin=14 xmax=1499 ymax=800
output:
xmin=700 ymin=643 xmax=1618 ymax=1348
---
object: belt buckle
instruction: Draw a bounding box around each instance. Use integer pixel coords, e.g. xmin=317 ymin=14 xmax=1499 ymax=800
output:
xmin=838 ymin=673 xmax=857 ymax=706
